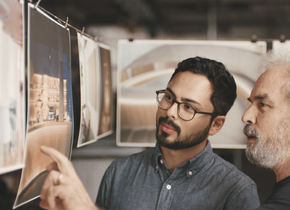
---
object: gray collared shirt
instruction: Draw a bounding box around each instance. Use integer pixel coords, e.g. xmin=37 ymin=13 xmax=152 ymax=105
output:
xmin=96 ymin=142 xmax=260 ymax=210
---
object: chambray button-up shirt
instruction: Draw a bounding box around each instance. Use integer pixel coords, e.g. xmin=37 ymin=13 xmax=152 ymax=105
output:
xmin=96 ymin=141 xmax=260 ymax=210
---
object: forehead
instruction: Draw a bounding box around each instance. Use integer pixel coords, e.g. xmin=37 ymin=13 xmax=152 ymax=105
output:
xmin=167 ymin=71 xmax=213 ymax=101
xmin=251 ymin=67 xmax=288 ymax=101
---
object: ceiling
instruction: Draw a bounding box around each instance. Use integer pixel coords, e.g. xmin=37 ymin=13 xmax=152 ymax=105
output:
xmin=33 ymin=0 xmax=290 ymax=39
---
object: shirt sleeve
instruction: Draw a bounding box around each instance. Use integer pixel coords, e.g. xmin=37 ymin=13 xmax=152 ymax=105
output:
xmin=254 ymin=180 xmax=290 ymax=210
xmin=225 ymin=183 xmax=260 ymax=210
xmin=95 ymin=161 xmax=115 ymax=209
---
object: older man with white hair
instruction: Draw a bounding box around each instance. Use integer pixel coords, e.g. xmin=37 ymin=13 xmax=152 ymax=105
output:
xmin=242 ymin=47 xmax=290 ymax=210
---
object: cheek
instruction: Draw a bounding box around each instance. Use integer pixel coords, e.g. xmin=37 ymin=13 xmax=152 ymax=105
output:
xmin=182 ymin=119 xmax=209 ymax=134
xmin=257 ymin=114 xmax=279 ymax=133
xmin=155 ymin=108 xmax=162 ymax=124
xmin=156 ymin=108 xmax=165 ymax=119
xmin=255 ymin=122 xmax=274 ymax=142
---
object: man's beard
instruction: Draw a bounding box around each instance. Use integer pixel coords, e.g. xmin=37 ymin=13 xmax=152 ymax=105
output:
xmin=244 ymin=119 xmax=290 ymax=169
xmin=156 ymin=116 xmax=211 ymax=150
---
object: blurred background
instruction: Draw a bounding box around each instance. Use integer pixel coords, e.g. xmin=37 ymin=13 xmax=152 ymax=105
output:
xmin=40 ymin=0 xmax=290 ymax=40
xmin=1 ymin=0 xmax=285 ymax=209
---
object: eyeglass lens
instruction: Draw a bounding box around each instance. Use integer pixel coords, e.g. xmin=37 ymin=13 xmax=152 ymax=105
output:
xmin=157 ymin=92 xmax=195 ymax=121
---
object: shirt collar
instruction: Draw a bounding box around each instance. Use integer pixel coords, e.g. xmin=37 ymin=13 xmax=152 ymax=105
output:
xmin=152 ymin=141 xmax=214 ymax=172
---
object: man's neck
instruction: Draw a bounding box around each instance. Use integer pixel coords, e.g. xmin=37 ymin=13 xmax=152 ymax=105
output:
xmin=274 ymin=157 xmax=290 ymax=182
xmin=160 ymin=140 xmax=207 ymax=172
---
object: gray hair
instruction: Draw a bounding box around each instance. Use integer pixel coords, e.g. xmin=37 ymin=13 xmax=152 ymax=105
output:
xmin=260 ymin=46 xmax=290 ymax=100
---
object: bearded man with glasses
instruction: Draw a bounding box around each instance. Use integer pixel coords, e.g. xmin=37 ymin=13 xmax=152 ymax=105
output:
xmin=95 ymin=57 xmax=259 ymax=210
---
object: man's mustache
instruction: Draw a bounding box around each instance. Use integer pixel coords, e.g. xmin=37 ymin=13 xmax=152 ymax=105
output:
xmin=243 ymin=124 xmax=259 ymax=139
xmin=158 ymin=117 xmax=181 ymax=135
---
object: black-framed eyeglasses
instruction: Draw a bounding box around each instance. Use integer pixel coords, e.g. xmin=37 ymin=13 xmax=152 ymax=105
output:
xmin=156 ymin=89 xmax=220 ymax=121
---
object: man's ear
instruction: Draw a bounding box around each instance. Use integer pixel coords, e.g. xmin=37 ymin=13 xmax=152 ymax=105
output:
xmin=208 ymin=116 xmax=226 ymax=136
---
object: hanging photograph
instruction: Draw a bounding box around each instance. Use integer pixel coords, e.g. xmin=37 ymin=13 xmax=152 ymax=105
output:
xmin=76 ymin=33 xmax=101 ymax=147
xmin=70 ymin=29 xmax=81 ymax=148
xmin=97 ymin=43 xmax=113 ymax=138
xmin=117 ymin=39 xmax=267 ymax=148
xmin=14 ymin=4 xmax=73 ymax=208
xmin=272 ymin=40 xmax=290 ymax=52
xmin=0 ymin=0 xmax=25 ymax=174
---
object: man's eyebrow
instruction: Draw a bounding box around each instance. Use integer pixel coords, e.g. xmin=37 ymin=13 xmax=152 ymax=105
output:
xmin=166 ymin=87 xmax=175 ymax=97
xmin=248 ymin=94 xmax=269 ymax=102
xmin=166 ymin=87 xmax=201 ymax=105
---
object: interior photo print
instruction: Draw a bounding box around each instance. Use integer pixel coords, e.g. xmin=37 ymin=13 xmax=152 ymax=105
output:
xmin=0 ymin=0 xmax=25 ymax=175
xmin=117 ymin=39 xmax=267 ymax=148
xmin=14 ymin=4 xmax=73 ymax=208
xmin=97 ymin=43 xmax=113 ymax=138
xmin=76 ymin=34 xmax=114 ymax=148
xmin=76 ymin=33 xmax=101 ymax=147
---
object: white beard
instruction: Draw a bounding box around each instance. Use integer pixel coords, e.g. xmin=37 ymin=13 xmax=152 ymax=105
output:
xmin=246 ymin=118 xmax=290 ymax=169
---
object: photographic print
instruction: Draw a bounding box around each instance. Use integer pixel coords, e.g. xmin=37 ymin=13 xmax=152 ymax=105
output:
xmin=14 ymin=4 xmax=73 ymax=208
xmin=97 ymin=43 xmax=113 ymax=138
xmin=0 ymin=0 xmax=25 ymax=174
xmin=76 ymin=33 xmax=101 ymax=147
xmin=70 ymin=29 xmax=81 ymax=148
xmin=272 ymin=40 xmax=290 ymax=52
xmin=117 ymin=39 xmax=267 ymax=148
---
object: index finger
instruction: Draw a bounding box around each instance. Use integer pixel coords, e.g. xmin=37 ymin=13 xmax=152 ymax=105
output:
xmin=40 ymin=146 xmax=71 ymax=175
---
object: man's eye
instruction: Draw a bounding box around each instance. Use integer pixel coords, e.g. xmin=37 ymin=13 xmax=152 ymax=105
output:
xmin=165 ymin=94 xmax=172 ymax=100
xmin=183 ymin=104 xmax=194 ymax=111
xmin=259 ymin=102 xmax=268 ymax=108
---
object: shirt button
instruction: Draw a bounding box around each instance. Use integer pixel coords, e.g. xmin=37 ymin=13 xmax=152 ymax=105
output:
xmin=160 ymin=159 xmax=164 ymax=164
xmin=188 ymin=171 xmax=193 ymax=176
xmin=166 ymin=184 xmax=172 ymax=190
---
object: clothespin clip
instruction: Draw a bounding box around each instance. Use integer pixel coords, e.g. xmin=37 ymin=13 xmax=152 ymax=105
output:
xmin=279 ymin=34 xmax=286 ymax=43
xmin=65 ymin=17 xmax=69 ymax=29
xmin=94 ymin=35 xmax=100 ymax=42
xmin=251 ymin=34 xmax=258 ymax=43
xmin=35 ymin=0 xmax=42 ymax=8
xmin=81 ymin=27 xmax=85 ymax=35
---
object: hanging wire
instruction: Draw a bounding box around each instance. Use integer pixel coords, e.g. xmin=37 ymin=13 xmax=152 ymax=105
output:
xmin=33 ymin=1 xmax=286 ymax=45
xmin=34 ymin=3 xmax=96 ymax=41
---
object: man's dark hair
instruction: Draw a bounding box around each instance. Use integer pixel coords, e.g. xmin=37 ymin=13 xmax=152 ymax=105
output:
xmin=170 ymin=57 xmax=237 ymax=116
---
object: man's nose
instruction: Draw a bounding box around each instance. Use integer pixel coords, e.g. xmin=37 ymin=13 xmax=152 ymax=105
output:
xmin=167 ymin=102 xmax=179 ymax=120
xmin=242 ymin=105 xmax=256 ymax=125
